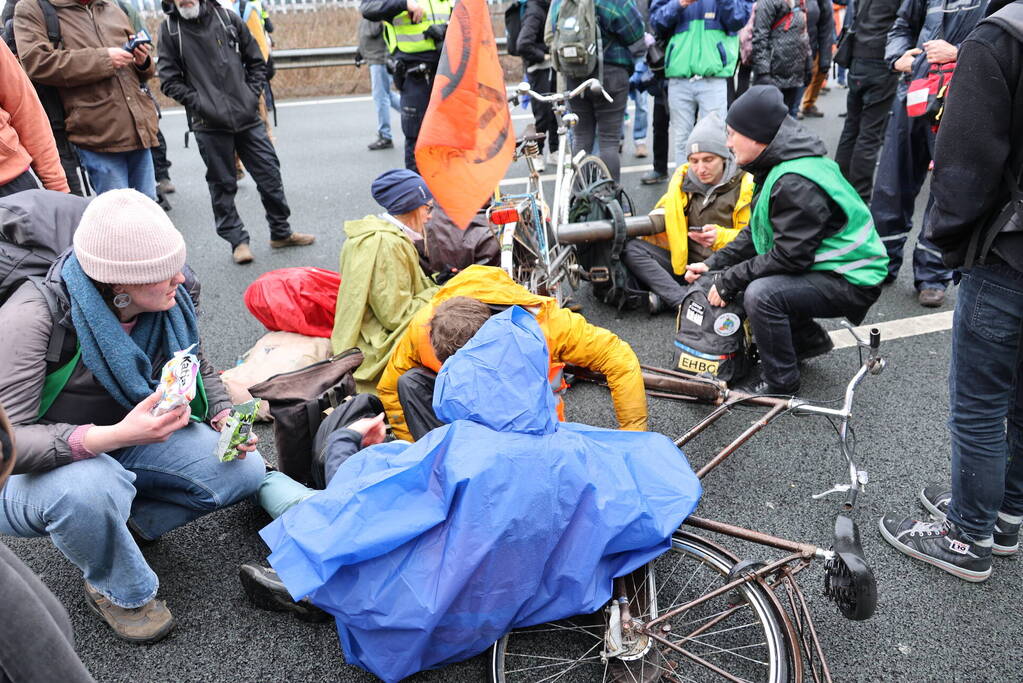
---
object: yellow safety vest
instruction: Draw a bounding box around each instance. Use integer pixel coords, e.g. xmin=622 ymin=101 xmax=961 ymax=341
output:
xmin=382 ymin=0 xmax=454 ymax=54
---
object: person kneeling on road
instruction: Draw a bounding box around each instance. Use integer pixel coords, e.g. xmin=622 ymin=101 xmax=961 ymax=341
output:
xmin=0 ymin=190 xmax=265 ymax=643
xmin=376 ymin=265 xmax=648 ymax=441
xmin=241 ymin=305 xmax=700 ymax=683
xmin=685 ymin=86 xmax=889 ymax=395
xmin=624 ymin=113 xmax=754 ymax=315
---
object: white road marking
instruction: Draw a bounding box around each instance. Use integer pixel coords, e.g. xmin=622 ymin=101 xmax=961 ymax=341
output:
xmin=830 ymin=311 xmax=954 ymax=349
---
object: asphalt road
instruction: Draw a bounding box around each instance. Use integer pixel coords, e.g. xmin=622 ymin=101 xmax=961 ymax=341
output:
xmin=4 ymin=86 xmax=1020 ymax=683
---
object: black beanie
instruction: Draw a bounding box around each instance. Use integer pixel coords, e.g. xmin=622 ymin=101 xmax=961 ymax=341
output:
xmin=726 ymin=85 xmax=788 ymax=144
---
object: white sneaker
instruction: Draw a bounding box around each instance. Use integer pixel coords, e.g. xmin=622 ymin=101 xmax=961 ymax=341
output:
xmin=534 ymin=155 xmax=545 ymax=173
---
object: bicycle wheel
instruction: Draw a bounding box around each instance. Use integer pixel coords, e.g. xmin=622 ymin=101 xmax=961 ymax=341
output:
xmin=490 ymin=532 xmax=792 ymax=683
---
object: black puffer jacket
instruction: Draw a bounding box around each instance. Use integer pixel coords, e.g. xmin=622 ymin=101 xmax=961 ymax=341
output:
xmin=157 ymin=0 xmax=267 ymax=133
xmin=517 ymin=0 xmax=551 ymax=65
xmin=705 ymin=117 xmax=854 ymax=299
xmin=752 ymin=0 xmax=812 ymax=88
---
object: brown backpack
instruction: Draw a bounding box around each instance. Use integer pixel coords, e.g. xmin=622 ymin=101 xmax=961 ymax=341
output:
xmin=249 ymin=348 xmax=364 ymax=484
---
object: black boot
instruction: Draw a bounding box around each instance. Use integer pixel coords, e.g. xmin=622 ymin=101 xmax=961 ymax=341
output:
xmin=239 ymin=562 xmax=331 ymax=623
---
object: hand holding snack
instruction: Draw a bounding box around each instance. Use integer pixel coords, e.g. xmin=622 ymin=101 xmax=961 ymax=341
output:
xmin=213 ymin=400 xmax=260 ymax=462
xmin=153 ymin=345 xmax=199 ymax=416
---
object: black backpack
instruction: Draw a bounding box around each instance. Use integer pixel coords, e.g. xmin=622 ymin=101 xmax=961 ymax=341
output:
xmin=2 ymin=0 xmax=67 ymax=131
xmin=671 ymin=273 xmax=755 ymax=384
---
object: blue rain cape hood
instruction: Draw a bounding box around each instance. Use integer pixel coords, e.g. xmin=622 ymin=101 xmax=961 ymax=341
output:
xmin=260 ymin=307 xmax=702 ymax=682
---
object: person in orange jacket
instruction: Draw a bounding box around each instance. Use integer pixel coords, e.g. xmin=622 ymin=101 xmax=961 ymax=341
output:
xmin=377 ymin=265 xmax=647 ymax=441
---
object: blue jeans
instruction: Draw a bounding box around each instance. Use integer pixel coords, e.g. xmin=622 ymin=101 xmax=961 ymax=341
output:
xmin=947 ymin=263 xmax=1023 ymax=539
xmin=666 ymin=77 xmax=728 ymax=168
xmin=0 ymin=423 xmax=264 ymax=608
xmin=76 ymin=147 xmax=157 ymax=200
xmin=370 ymin=63 xmax=400 ymax=140
xmin=629 ymin=88 xmax=648 ymax=142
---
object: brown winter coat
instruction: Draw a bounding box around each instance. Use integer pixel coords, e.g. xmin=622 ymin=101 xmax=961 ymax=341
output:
xmin=13 ymin=0 xmax=159 ymax=152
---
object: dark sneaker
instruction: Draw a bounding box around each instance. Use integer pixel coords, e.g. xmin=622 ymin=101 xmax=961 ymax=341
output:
xmin=802 ymin=105 xmax=824 ymax=118
xmin=156 ymin=178 xmax=176 ymax=194
xmin=367 ymin=136 xmax=394 ymax=151
xmin=647 ymin=292 xmax=665 ymax=316
xmin=878 ymin=516 xmax=992 ymax=582
xmin=84 ymin=582 xmax=175 ymax=643
xmin=918 ymin=288 xmax=946 ymax=308
xmin=239 ymin=562 xmax=331 ymax=623
xmin=919 ymin=483 xmax=1021 ymax=556
xmin=270 ymin=232 xmax=316 ymax=249
xmin=730 ymin=366 xmax=799 ymax=396
xmin=640 ymin=170 xmax=668 ymax=185
xmin=794 ymin=323 xmax=834 ymax=361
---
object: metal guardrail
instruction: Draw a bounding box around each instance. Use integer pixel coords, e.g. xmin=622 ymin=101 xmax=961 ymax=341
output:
xmin=273 ymin=36 xmax=508 ymax=69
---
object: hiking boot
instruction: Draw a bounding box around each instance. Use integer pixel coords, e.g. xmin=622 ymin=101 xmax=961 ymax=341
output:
xmin=634 ymin=142 xmax=649 ymax=158
xmin=918 ymin=288 xmax=945 ymax=308
xmin=919 ymin=483 xmax=1021 ymax=556
xmin=270 ymin=232 xmax=316 ymax=249
xmin=878 ymin=516 xmax=992 ymax=582
xmin=802 ymin=105 xmax=825 ymax=118
xmin=232 ymin=242 xmax=254 ymax=264
xmin=367 ymin=136 xmax=394 ymax=151
xmin=794 ymin=323 xmax=834 ymax=361
xmin=647 ymin=292 xmax=666 ymax=316
xmin=730 ymin=365 xmax=799 ymax=396
xmin=239 ymin=562 xmax=331 ymax=623
xmin=84 ymin=582 xmax=175 ymax=643
xmin=640 ymin=170 xmax=668 ymax=185
xmin=156 ymin=178 xmax=176 ymax=194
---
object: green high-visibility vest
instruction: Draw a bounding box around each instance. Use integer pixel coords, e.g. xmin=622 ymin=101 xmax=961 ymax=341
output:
xmin=749 ymin=157 xmax=889 ymax=288
xmin=382 ymin=0 xmax=453 ymax=54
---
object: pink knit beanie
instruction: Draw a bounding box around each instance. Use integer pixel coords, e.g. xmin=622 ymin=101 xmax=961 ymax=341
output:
xmin=73 ymin=189 xmax=187 ymax=285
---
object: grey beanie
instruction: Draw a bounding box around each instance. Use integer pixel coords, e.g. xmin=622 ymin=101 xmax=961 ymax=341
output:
xmin=685 ymin=113 xmax=730 ymax=160
xmin=73 ymin=189 xmax=187 ymax=285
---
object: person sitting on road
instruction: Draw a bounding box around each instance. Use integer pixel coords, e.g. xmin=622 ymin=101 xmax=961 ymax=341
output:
xmin=624 ymin=113 xmax=754 ymax=315
xmin=240 ymin=305 xmax=701 ymax=683
xmin=330 ymin=169 xmax=440 ymax=392
xmin=685 ymin=86 xmax=888 ymax=395
xmin=0 ymin=189 xmax=265 ymax=643
xmin=376 ymin=265 xmax=648 ymax=442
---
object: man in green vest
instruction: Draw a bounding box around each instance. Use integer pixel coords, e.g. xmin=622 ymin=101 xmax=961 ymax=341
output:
xmin=685 ymin=85 xmax=888 ymax=394
xmin=360 ymin=0 xmax=453 ymax=171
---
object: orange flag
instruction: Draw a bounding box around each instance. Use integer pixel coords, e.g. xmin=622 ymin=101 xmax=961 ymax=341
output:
xmin=414 ymin=0 xmax=515 ymax=229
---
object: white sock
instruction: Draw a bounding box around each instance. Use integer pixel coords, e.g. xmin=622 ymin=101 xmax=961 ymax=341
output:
xmin=997 ymin=511 xmax=1023 ymax=525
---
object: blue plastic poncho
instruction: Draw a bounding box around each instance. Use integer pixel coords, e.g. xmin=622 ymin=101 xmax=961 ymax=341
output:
xmin=260 ymin=307 xmax=702 ymax=682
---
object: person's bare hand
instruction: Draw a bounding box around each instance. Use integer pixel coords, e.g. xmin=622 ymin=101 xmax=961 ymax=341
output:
xmin=132 ymin=43 xmax=150 ymax=66
xmin=684 ymin=262 xmax=709 ymax=284
xmin=233 ymin=433 xmax=259 ymax=459
xmin=688 ymin=226 xmax=718 ymax=248
xmin=346 ymin=413 xmax=387 ymax=447
xmin=708 ymin=284 xmax=726 ymax=307
xmin=406 ymin=0 xmax=424 ymax=22
xmin=119 ymin=390 xmax=191 ymax=445
xmin=108 ymin=47 xmax=134 ymax=69
xmin=922 ymin=39 xmax=957 ymax=64
xmin=894 ymin=48 xmax=922 ymax=73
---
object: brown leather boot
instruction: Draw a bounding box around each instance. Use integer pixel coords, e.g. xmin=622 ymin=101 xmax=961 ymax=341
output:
xmin=84 ymin=582 xmax=175 ymax=643
xmin=232 ymin=243 xmax=254 ymax=264
xmin=270 ymin=232 xmax=316 ymax=249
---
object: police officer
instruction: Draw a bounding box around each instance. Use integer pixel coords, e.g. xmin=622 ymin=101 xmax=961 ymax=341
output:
xmin=360 ymin=0 xmax=452 ymax=171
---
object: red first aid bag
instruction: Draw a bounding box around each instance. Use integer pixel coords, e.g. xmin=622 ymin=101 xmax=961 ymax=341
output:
xmin=906 ymin=62 xmax=955 ymax=119
xmin=244 ymin=267 xmax=340 ymax=338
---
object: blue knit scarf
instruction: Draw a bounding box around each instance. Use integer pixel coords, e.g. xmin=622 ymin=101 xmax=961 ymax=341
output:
xmin=62 ymin=253 xmax=201 ymax=410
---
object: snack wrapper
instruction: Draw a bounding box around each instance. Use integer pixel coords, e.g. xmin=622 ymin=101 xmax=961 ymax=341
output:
xmin=214 ymin=399 xmax=260 ymax=462
xmin=153 ymin=344 xmax=199 ymax=416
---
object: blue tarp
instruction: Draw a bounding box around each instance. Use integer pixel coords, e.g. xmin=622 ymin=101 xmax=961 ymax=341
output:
xmin=260 ymin=306 xmax=702 ymax=682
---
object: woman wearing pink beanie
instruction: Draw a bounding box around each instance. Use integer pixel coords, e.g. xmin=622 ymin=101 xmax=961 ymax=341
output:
xmin=0 ymin=189 xmax=265 ymax=643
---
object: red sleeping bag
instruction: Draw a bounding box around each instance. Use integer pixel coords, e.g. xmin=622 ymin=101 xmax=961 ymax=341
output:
xmin=244 ymin=267 xmax=340 ymax=338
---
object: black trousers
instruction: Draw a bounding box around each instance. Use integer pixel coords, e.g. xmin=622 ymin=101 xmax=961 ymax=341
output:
xmin=526 ymin=66 xmax=560 ymax=153
xmin=194 ymin=125 xmax=292 ymax=249
xmin=834 ymin=58 xmax=897 ymax=203
xmin=652 ymin=88 xmax=670 ymax=176
xmin=399 ymin=66 xmax=435 ymax=172
xmin=397 ymin=367 xmax=444 ymax=441
xmin=52 ymin=128 xmax=86 ymax=196
xmin=0 ymin=170 xmax=38 ymax=198
xmin=151 ymin=128 xmax=172 ymax=182
xmin=622 ymin=239 xmax=688 ymax=307
xmin=743 ymin=272 xmax=880 ymax=391
xmin=566 ymin=64 xmax=630 ymax=182
xmin=0 ymin=542 xmax=94 ymax=683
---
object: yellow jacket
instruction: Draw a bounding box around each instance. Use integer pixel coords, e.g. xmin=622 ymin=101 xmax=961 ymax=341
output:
xmin=377 ymin=265 xmax=647 ymax=441
xmin=645 ymin=163 xmax=755 ymax=275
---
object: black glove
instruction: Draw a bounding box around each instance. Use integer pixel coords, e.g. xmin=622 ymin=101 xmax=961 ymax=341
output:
xmin=424 ymin=22 xmax=447 ymax=43
xmin=354 ymin=50 xmax=364 ymax=68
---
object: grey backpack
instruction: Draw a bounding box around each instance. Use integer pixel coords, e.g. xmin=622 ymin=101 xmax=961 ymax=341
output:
xmin=545 ymin=0 xmax=602 ymax=79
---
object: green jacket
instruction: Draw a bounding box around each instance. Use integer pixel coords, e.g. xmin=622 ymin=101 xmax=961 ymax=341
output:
xmin=331 ymin=215 xmax=438 ymax=392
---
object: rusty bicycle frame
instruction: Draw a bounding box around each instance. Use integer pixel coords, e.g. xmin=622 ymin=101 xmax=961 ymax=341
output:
xmin=590 ymin=326 xmax=886 ymax=682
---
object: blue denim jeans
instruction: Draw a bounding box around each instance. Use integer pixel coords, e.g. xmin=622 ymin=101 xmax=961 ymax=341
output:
xmin=947 ymin=263 xmax=1023 ymax=539
xmin=666 ymin=77 xmax=728 ymax=168
xmin=370 ymin=63 xmax=400 ymax=140
xmin=76 ymin=147 xmax=157 ymax=200
xmin=629 ymin=88 xmax=648 ymax=142
xmin=0 ymin=423 xmax=264 ymax=608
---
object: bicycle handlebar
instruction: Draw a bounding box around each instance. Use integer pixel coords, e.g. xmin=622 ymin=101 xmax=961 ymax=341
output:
xmin=514 ymin=78 xmax=613 ymax=104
